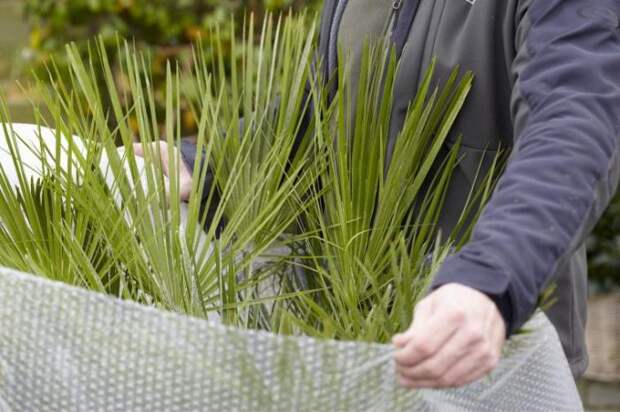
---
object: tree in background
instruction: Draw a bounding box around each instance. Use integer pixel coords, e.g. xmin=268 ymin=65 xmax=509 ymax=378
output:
xmin=22 ymin=0 xmax=320 ymax=134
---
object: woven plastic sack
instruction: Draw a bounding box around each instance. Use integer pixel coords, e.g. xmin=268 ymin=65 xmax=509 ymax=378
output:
xmin=0 ymin=267 xmax=582 ymax=411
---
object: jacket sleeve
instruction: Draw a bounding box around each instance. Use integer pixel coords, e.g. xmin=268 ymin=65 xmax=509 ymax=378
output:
xmin=431 ymin=0 xmax=620 ymax=335
xmin=179 ymin=139 xmax=222 ymax=230
xmin=179 ymin=90 xmax=313 ymax=230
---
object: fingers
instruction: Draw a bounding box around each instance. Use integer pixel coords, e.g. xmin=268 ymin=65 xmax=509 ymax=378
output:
xmin=133 ymin=141 xmax=170 ymax=174
xmin=393 ymin=303 xmax=461 ymax=367
xmin=132 ymin=141 xmax=193 ymax=202
xmin=398 ymin=343 xmax=499 ymax=388
xmin=397 ymin=328 xmax=501 ymax=387
xmin=393 ymin=283 xmax=506 ymax=389
xmin=395 ymin=321 xmax=480 ymax=381
xmin=132 ymin=142 xmax=144 ymax=156
xmin=392 ymin=298 xmax=435 ymax=347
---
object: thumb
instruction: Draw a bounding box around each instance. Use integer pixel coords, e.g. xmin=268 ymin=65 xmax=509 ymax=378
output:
xmin=133 ymin=143 xmax=144 ymax=157
xmin=392 ymin=296 xmax=436 ymax=347
xmin=392 ymin=332 xmax=408 ymax=348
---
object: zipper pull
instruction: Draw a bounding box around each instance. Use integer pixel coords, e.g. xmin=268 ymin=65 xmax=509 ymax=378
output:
xmin=392 ymin=0 xmax=403 ymax=10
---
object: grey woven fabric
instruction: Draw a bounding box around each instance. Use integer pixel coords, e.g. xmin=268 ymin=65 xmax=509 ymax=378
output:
xmin=0 ymin=267 xmax=582 ymax=411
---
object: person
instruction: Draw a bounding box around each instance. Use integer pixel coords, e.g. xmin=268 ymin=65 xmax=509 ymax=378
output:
xmin=144 ymin=0 xmax=620 ymax=389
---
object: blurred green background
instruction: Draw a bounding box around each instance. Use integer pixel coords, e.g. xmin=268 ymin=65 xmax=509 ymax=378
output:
xmin=6 ymin=0 xmax=322 ymax=134
xmin=0 ymin=1 xmax=31 ymax=122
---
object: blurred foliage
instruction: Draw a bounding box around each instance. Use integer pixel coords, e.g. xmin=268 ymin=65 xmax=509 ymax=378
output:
xmin=588 ymin=192 xmax=620 ymax=291
xmin=22 ymin=0 xmax=321 ymax=134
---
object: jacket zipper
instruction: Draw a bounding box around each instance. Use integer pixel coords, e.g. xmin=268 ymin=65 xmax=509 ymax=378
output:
xmin=390 ymin=0 xmax=403 ymax=37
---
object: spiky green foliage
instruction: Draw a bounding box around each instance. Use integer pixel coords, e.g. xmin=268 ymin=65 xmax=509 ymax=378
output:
xmin=0 ymin=13 xmax=498 ymax=341
xmin=275 ymin=46 xmax=500 ymax=342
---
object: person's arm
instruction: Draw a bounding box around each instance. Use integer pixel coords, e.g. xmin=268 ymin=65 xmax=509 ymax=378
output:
xmin=178 ymin=139 xmax=222 ymax=228
xmin=394 ymin=0 xmax=620 ymax=388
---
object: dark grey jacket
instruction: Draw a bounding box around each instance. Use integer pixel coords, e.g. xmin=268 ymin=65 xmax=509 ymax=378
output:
xmin=183 ymin=0 xmax=620 ymax=377
xmin=318 ymin=0 xmax=620 ymax=377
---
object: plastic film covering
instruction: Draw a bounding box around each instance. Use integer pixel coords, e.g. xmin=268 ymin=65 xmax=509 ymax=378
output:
xmin=0 ymin=268 xmax=582 ymax=411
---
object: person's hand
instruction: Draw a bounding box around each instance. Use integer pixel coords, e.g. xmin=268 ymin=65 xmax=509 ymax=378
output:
xmin=133 ymin=141 xmax=193 ymax=202
xmin=392 ymin=283 xmax=506 ymax=388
